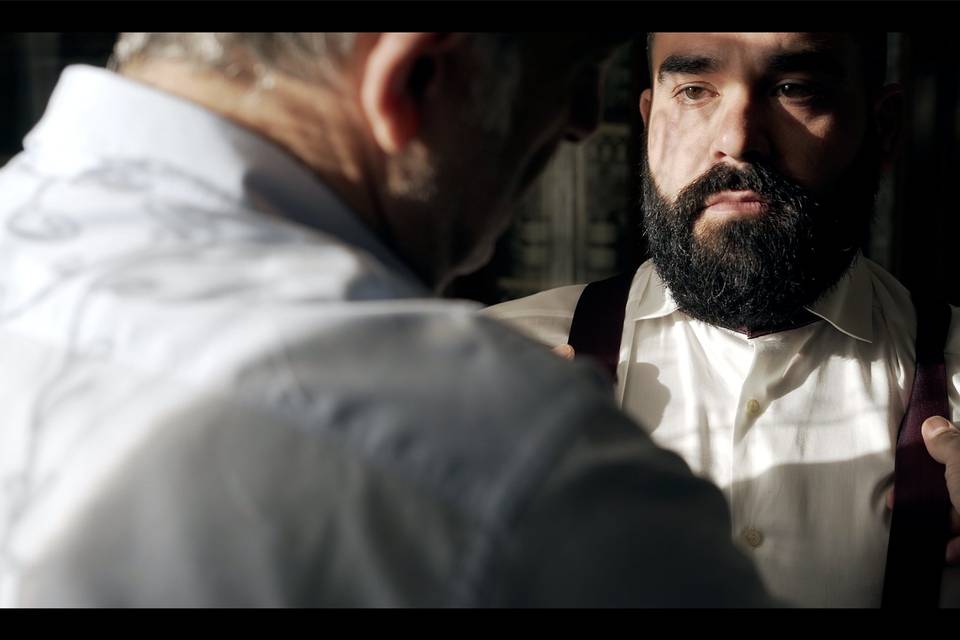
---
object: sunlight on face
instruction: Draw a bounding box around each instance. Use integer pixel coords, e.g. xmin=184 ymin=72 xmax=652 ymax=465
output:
xmin=643 ymin=33 xmax=869 ymax=207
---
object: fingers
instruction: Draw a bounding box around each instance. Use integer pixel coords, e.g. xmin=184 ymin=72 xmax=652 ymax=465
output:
xmin=923 ymin=416 xmax=960 ymax=464
xmin=552 ymin=344 xmax=575 ymax=361
xmin=923 ymin=416 xmax=960 ymax=517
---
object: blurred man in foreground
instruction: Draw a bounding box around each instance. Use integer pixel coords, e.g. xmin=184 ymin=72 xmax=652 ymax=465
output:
xmin=0 ymin=33 xmax=776 ymax=606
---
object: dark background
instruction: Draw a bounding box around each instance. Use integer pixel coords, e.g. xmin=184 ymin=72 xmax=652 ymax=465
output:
xmin=2 ymin=33 xmax=958 ymax=306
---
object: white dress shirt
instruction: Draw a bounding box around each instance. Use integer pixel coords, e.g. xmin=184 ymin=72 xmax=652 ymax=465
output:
xmin=0 ymin=66 xmax=772 ymax=607
xmin=487 ymin=257 xmax=960 ymax=607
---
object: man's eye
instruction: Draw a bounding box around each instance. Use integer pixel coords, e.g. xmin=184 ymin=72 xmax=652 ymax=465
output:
xmin=677 ymin=86 xmax=712 ymax=103
xmin=774 ymin=83 xmax=817 ymax=100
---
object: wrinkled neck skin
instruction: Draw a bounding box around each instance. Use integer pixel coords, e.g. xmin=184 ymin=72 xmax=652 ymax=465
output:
xmin=121 ymin=59 xmax=446 ymax=292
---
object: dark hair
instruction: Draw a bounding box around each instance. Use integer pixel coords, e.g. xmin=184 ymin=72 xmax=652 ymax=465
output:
xmin=645 ymin=32 xmax=889 ymax=92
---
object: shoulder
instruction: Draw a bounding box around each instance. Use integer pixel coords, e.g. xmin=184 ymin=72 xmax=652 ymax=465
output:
xmin=862 ymin=257 xmax=915 ymax=329
xmin=481 ymin=262 xmax=661 ymax=347
xmin=165 ymin=297 xmax=627 ymax=517
xmin=863 ymin=257 xmax=960 ymax=355
xmin=482 ymin=283 xmax=587 ymax=347
xmin=254 ymin=301 xmax=616 ymax=461
xmin=863 ymin=257 xmax=911 ymax=305
xmin=485 ymin=284 xmax=587 ymax=320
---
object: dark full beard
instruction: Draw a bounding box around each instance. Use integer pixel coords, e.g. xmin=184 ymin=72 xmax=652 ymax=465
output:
xmin=641 ymin=135 xmax=881 ymax=332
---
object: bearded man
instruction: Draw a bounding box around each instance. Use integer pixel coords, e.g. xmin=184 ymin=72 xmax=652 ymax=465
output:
xmin=487 ymin=32 xmax=960 ymax=607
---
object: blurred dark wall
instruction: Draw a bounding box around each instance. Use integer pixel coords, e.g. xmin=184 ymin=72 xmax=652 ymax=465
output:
xmin=0 ymin=33 xmax=117 ymax=165
xmin=0 ymin=35 xmax=23 ymax=156
xmin=892 ymin=34 xmax=960 ymax=305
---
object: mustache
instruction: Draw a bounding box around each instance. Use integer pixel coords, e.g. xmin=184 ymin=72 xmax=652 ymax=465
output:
xmin=671 ymin=162 xmax=815 ymax=223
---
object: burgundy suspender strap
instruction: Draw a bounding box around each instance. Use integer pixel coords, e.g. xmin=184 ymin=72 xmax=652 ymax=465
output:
xmin=881 ymin=295 xmax=953 ymax=608
xmin=568 ymin=271 xmax=635 ymax=383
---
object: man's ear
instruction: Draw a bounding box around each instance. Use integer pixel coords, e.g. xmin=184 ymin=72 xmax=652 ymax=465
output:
xmin=360 ymin=33 xmax=464 ymax=154
xmin=873 ymin=83 xmax=904 ymax=170
xmin=639 ymin=87 xmax=652 ymax=130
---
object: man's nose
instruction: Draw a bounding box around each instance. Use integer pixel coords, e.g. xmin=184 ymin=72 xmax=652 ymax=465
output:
xmin=711 ymin=89 xmax=771 ymax=164
xmin=564 ymin=67 xmax=603 ymax=143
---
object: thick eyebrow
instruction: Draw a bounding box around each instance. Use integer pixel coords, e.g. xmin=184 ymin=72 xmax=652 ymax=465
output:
xmin=656 ymin=47 xmax=850 ymax=85
xmin=764 ymin=49 xmax=848 ymax=80
xmin=657 ymin=54 xmax=720 ymax=83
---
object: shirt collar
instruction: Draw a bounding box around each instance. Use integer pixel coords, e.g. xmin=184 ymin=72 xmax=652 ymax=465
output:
xmin=625 ymin=260 xmax=682 ymax=322
xmin=24 ymin=65 xmax=429 ymax=295
xmin=804 ymin=254 xmax=873 ymax=343
xmin=628 ymin=255 xmax=874 ymax=343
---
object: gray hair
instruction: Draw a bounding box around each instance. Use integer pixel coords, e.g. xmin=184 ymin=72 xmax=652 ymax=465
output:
xmin=109 ymin=33 xmax=358 ymax=86
xmin=111 ymin=33 xmax=520 ymax=134
xmin=110 ymin=33 xmax=527 ymax=233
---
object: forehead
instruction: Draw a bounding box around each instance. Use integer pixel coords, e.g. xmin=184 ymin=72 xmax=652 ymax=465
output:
xmin=650 ymin=33 xmax=859 ymax=79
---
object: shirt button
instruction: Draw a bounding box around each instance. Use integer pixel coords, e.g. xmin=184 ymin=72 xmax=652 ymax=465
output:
xmin=741 ymin=527 xmax=764 ymax=548
xmin=745 ymin=399 xmax=762 ymax=417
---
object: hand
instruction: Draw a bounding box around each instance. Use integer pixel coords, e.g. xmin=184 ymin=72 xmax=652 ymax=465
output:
xmin=552 ymin=344 xmax=575 ymax=361
xmin=921 ymin=416 xmax=960 ymax=564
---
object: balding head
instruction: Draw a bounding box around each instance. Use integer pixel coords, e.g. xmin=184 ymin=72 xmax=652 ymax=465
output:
xmin=112 ymin=33 xmax=631 ymax=290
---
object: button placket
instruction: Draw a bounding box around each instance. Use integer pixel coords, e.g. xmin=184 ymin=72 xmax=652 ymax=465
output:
xmin=735 ymin=340 xmax=768 ymax=439
xmin=730 ymin=337 xmax=771 ymax=545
